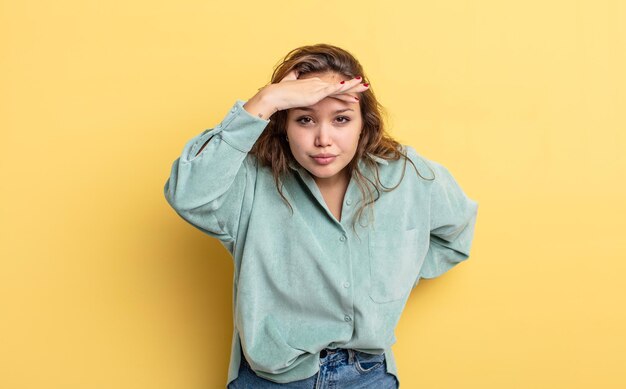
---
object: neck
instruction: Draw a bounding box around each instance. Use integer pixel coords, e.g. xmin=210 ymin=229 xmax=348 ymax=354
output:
xmin=314 ymin=168 xmax=350 ymax=192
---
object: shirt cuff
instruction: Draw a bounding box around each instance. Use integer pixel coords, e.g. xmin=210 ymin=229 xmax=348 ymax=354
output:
xmin=217 ymin=99 xmax=271 ymax=153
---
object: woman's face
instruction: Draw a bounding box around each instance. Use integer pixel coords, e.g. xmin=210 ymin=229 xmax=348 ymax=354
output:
xmin=286 ymin=71 xmax=363 ymax=188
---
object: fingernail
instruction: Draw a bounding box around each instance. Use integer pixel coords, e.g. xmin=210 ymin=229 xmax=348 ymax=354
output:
xmin=363 ymin=83 xmax=369 ymax=87
xmin=340 ymin=81 xmax=345 ymax=84
xmin=355 ymin=96 xmax=359 ymax=100
xmin=355 ymin=76 xmax=361 ymax=80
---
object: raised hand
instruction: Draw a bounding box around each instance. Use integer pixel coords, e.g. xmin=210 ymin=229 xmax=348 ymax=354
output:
xmin=267 ymin=70 xmax=369 ymax=111
xmin=244 ymin=70 xmax=370 ymax=120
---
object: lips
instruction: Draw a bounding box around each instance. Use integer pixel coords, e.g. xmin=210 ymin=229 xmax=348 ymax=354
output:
xmin=311 ymin=155 xmax=336 ymax=165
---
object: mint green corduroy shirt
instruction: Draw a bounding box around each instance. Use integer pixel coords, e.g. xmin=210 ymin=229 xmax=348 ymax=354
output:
xmin=164 ymin=99 xmax=479 ymax=388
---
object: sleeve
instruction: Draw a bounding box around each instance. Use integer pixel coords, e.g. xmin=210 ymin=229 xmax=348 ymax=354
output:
xmin=163 ymin=99 xmax=270 ymax=244
xmin=417 ymin=159 xmax=479 ymax=281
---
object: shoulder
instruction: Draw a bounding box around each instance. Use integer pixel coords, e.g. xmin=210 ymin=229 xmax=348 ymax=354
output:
xmin=410 ymin=150 xmax=474 ymax=209
xmin=396 ymin=144 xmax=437 ymax=182
xmin=393 ymin=145 xmax=471 ymax=200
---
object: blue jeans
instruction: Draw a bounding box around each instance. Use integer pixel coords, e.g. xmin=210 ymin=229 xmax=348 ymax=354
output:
xmin=228 ymin=345 xmax=399 ymax=388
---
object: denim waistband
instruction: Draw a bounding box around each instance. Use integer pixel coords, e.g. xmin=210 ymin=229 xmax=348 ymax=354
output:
xmin=319 ymin=347 xmax=355 ymax=365
xmin=239 ymin=343 xmax=384 ymax=369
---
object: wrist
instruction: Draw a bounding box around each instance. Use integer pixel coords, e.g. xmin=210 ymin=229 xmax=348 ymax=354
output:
xmin=244 ymin=87 xmax=278 ymax=120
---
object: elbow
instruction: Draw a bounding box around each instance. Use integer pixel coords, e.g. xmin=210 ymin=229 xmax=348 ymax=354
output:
xmin=164 ymin=177 xmax=224 ymax=215
xmin=163 ymin=178 xmax=191 ymax=212
xmin=163 ymin=178 xmax=182 ymax=210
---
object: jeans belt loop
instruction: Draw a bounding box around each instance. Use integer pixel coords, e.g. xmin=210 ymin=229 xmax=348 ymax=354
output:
xmin=348 ymin=349 xmax=355 ymax=364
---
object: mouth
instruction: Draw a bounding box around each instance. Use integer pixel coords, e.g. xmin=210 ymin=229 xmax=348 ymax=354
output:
xmin=311 ymin=155 xmax=337 ymax=165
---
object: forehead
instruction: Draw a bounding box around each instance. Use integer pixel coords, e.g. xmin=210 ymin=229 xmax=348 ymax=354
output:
xmin=291 ymin=98 xmax=356 ymax=114
xmin=299 ymin=71 xmax=343 ymax=82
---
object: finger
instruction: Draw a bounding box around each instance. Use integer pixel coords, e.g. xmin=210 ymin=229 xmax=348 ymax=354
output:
xmin=279 ymin=69 xmax=299 ymax=83
xmin=328 ymin=93 xmax=360 ymax=104
xmin=327 ymin=78 xmax=368 ymax=95
xmin=340 ymin=82 xmax=370 ymax=95
xmin=326 ymin=87 xmax=367 ymax=104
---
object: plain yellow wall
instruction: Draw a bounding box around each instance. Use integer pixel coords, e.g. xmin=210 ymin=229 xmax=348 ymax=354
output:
xmin=1 ymin=0 xmax=625 ymax=388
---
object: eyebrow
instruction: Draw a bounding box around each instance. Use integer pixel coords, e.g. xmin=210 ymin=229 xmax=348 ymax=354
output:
xmin=292 ymin=107 xmax=355 ymax=114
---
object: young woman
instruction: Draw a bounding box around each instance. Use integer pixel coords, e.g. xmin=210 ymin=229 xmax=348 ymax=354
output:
xmin=164 ymin=43 xmax=479 ymax=389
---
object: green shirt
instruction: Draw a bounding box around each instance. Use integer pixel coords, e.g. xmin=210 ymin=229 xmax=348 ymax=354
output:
xmin=164 ymin=99 xmax=479 ymax=388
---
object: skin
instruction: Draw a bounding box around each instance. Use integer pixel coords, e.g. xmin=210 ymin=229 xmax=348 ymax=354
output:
xmin=285 ymin=71 xmax=363 ymax=221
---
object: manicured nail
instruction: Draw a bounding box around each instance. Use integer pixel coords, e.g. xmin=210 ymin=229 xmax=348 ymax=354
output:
xmin=354 ymin=96 xmax=359 ymax=100
xmin=363 ymin=83 xmax=369 ymax=87
xmin=355 ymin=76 xmax=361 ymax=80
xmin=340 ymin=81 xmax=345 ymax=84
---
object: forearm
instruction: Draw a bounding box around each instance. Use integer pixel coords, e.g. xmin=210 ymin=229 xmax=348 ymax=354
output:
xmin=195 ymin=136 xmax=213 ymax=157
xmin=243 ymin=88 xmax=278 ymax=120
xmin=165 ymin=100 xmax=269 ymax=211
xmin=193 ymin=90 xmax=276 ymax=158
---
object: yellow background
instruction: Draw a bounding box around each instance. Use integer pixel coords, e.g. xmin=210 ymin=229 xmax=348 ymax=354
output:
xmin=1 ymin=0 xmax=625 ymax=388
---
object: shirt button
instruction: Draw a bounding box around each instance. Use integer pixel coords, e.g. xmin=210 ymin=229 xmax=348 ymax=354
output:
xmin=343 ymin=281 xmax=350 ymax=288
xmin=345 ymin=198 xmax=352 ymax=206
xmin=344 ymin=315 xmax=352 ymax=322
xmin=231 ymin=107 xmax=237 ymax=113
xmin=339 ymin=235 xmax=346 ymax=242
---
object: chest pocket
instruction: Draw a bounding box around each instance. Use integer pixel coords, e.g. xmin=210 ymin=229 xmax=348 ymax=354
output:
xmin=368 ymin=227 xmax=426 ymax=303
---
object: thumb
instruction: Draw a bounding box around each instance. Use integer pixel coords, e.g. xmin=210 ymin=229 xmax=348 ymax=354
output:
xmin=279 ymin=69 xmax=299 ymax=83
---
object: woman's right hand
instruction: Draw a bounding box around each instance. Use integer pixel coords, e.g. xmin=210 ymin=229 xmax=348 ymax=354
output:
xmin=262 ymin=70 xmax=370 ymax=112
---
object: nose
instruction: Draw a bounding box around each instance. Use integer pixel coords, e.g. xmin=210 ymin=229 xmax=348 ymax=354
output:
xmin=315 ymin=125 xmax=332 ymax=147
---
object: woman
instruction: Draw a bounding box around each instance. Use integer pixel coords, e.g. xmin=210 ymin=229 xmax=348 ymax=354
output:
xmin=164 ymin=43 xmax=479 ymax=389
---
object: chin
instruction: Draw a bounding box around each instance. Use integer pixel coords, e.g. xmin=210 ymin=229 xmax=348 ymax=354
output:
xmin=312 ymin=164 xmax=347 ymax=177
xmin=300 ymin=163 xmax=330 ymax=175
xmin=312 ymin=171 xmax=338 ymax=179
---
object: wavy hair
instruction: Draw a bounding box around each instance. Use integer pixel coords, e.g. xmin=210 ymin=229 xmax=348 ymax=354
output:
xmin=249 ymin=43 xmax=433 ymax=236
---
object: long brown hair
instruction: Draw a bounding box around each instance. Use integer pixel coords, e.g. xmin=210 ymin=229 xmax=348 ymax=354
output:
xmin=249 ymin=43 xmax=433 ymax=236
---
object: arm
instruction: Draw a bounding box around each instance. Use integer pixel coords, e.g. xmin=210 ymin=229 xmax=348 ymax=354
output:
xmin=163 ymin=96 xmax=274 ymax=243
xmin=417 ymin=159 xmax=479 ymax=282
xmin=193 ymin=95 xmax=277 ymax=157
xmin=164 ymin=72 xmax=364 ymax=244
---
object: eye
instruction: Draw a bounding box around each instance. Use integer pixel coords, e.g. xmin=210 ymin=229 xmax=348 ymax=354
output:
xmin=295 ymin=116 xmax=313 ymax=125
xmin=294 ymin=116 xmax=352 ymax=125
